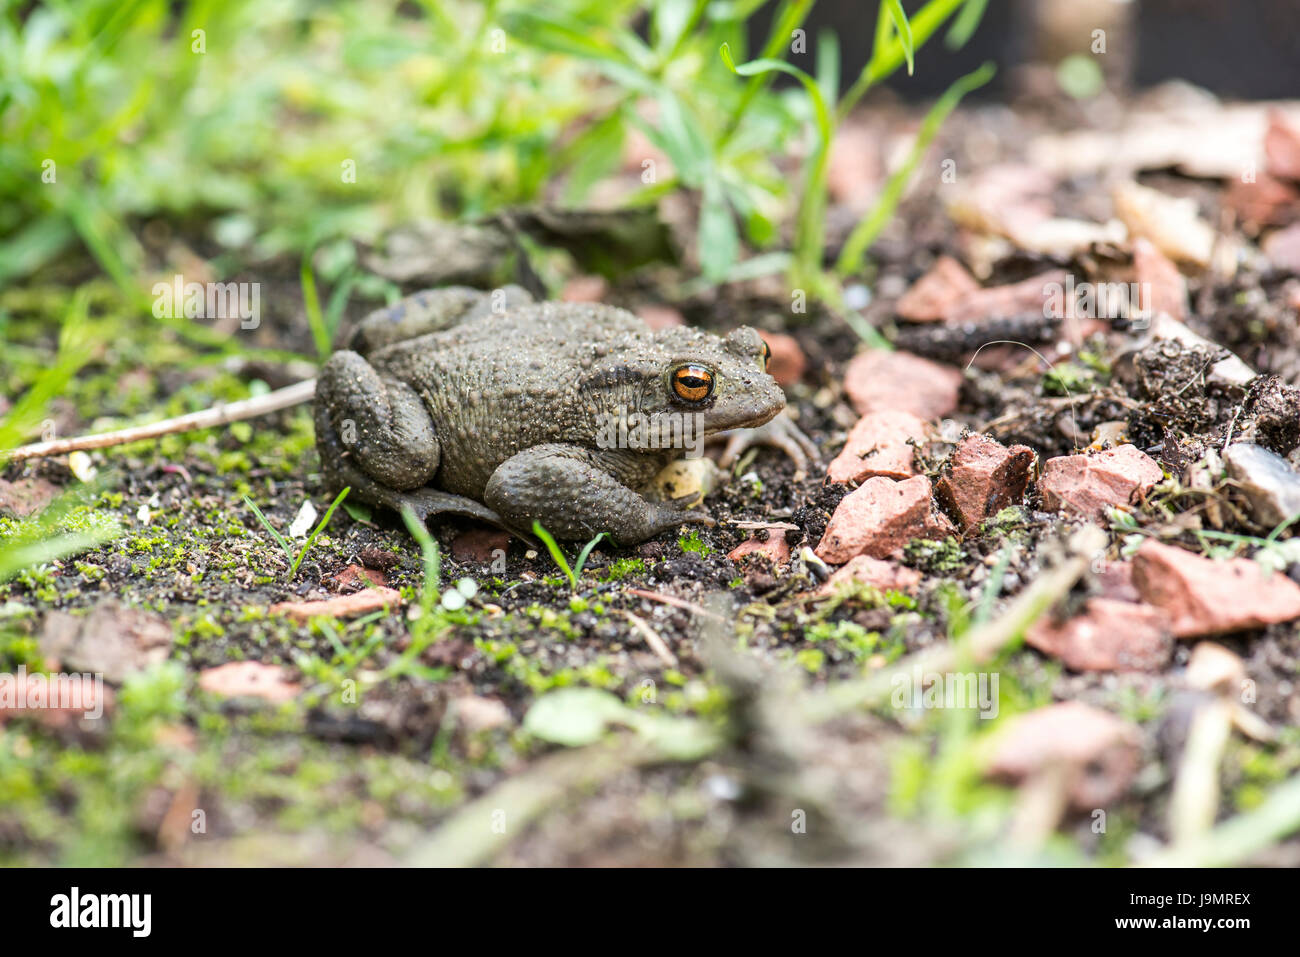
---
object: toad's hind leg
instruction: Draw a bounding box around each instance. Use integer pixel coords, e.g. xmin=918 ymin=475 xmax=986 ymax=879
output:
xmin=484 ymin=444 xmax=713 ymax=545
xmin=317 ymin=350 xmax=441 ymax=490
xmin=313 ymin=390 xmax=505 ymax=528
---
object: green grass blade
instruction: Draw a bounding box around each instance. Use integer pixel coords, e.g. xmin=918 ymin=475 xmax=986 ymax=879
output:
xmin=572 ymin=533 xmax=607 ymax=580
xmin=946 ymin=0 xmax=989 ymax=49
xmin=402 ymin=506 xmax=442 ymax=610
xmin=300 ymin=250 xmax=332 ymax=363
xmin=532 ymin=521 xmax=576 ymax=591
xmin=836 ymin=61 xmax=995 ymax=276
xmin=242 ymin=495 xmax=294 ymax=562
xmin=289 ymin=487 xmax=350 ymax=580
xmin=884 ymin=0 xmax=914 ymax=75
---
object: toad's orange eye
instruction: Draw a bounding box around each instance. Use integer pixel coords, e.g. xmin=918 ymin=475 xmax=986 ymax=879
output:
xmin=762 ymin=340 xmax=772 ymax=372
xmin=671 ymin=364 xmax=714 ymax=403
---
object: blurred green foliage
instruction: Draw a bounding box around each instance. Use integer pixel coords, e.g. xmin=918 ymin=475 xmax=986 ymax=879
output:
xmin=1 ymin=0 xmax=988 ymax=299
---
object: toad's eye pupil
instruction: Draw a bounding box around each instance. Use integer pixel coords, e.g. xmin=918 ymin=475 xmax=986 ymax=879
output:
xmin=672 ymin=365 xmax=714 ymax=402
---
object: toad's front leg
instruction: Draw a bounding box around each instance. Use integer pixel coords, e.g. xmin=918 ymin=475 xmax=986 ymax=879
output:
xmin=483 ymin=444 xmax=712 ymax=545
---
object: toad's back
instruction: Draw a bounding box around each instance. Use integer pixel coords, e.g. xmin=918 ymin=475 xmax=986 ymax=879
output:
xmin=366 ymin=302 xmax=652 ymax=495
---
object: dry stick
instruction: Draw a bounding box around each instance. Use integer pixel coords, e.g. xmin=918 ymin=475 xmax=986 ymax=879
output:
xmin=1168 ymin=698 xmax=1233 ymax=844
xmin=1141 ymin=770 xmax=1300 ymax=868
xmin=415 ymin=530 xmax=1105 ymax=867
xmin=624 ymin=610 xmax=679 ymax=668
xmin=3 ymin=378 xmax=318 ymax=463
xmin=625 ymin=587 xmax=728 ymax=622
xmin=799 ymin=525 xmax=1107 ymax=726
xmin=407 ymin=739 xmax=658 ymax=867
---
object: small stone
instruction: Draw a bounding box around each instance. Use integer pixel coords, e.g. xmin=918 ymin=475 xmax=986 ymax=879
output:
xmin=844 ymin=350 xmax=963 ymax=421
xmin=1223 ymin=173 xmax=1300 ymax=229
xmin=935 ymin=433 xmax=1035 ymax=530
xmin=1185 ymin=642 xmax=1246 ymax=694
xmin=1223 ymin=443 xmax=1300 ymax=529
xmin=1262 ymin=222 xmax=1300 ymax=272
xmin=986 ymin=702 xmax=1140 ymax=810
xmin=826 ymin=410 xmax=928 ymax=484
xmin=1265 ymin=108 xmax=1300 ymax=180
xmin=198 ymin=661 xmax=300 ymax=703
xmin=895 ymin=255 xmax=979 ymax=322
xmin=758 ymin=332 xmax=806 ymax=387
xmin=816 ymin=555 xmax=922 ymax=595
xmin=728 ymin=529 xmax=792 ymax=569
xmin=635 ymin=304 xmax=685 ymax=331
xmin=561 ymin=275 xmax=608 ymax=303
xmin=40 ymin=600 xmax=173 ymax=684
xmin=270 ymin=587 xmax=404 ymax=623
xmin=1094 ymin=560 xmax=1140 ymax=602
xmin=1013 ymin=218 xmax=1128 ymax=257
xmin=454 ymin=694 xmax=512 ymax=732
xmin=815 ymin=475 xmax=953 ymax=564
xmin=0 ymin=477 xmax=59 ymax=517
xmin=1038 ymin=444 xmax=1163 ymax=518
xmin=451 ymin=527 xmax=511 ymax=564
xmin=951 ymin=270 xmax=1069 ymax=326
xmin=1132 ymin=539 xmax=1300 ymax=637
xmin=1132 ymin=238 xmax=1187 ymax=323
xmin=1112 ymin=180 xmax=1227 ymax=270
xmin=1025 ymin=598 xmax=1171 ymax=672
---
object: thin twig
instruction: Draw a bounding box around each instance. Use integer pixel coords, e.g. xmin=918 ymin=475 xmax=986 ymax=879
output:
xmin=4 ymin=378 xmax=318 ymax=462
xmin=797 ymin=526 xmax=1105 ymax=725
xmin=625 ymin=587 xmax=727 ymax=621
xmin=1140 ymin=771 xmax=1300 ymax=868
xmin=624 ymin=611 xmax=679 ymax=667
xmin=407 ymin=739 xmax=657 ymax=867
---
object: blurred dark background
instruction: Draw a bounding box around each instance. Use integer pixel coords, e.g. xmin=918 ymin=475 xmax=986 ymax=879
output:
xmin=750 ymin=0 xmax=1300 ymax=100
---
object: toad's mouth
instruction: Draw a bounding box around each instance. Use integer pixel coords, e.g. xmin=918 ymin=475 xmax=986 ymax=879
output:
xmin=700 ymin=395 xmax=785 ymax=435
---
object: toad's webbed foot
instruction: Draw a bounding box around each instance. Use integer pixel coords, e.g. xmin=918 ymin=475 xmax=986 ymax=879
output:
xmin=715 ymin=410 xmax=820 ymax=478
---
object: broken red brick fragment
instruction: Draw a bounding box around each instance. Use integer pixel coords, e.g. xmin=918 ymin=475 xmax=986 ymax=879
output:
xmin=951 ymin=270 xmax=1068 ymax=326
xmin=895 ymin=255 xmax=980 ymax=322
xmin=270 ymin=587 xmax=404 ymax=623
xmin=1132 ymin=238 xmax=1188 ymax=323
xmin=986 ymin=701 xmax=1140 ymax=810
xmin=332 ymin=564 xmax=387 ymax=592
xmin=1265 ymin=109 xmax=1300 ymax=181
xmin=758 ymin=332 xmax=806 ymax=387
xmin=827 ymin=410 xmax=928 ymax=485
xmin=1132 ymin=539 xmax=1300 ymax=637
xmin=1037 ymin=444 xmax=1163 ymax=518
xmin=844 ymin=350 xmax=963 ymax=421
xmin=1025 ymin=598 xmax=1172 ymax=671
xmin=815 ymin=475 xmax=953 ymax=564
xmin=935 ymin=433 xmax=1035 ymax=530
xmin=727 ymin=529 xmax=793 ymax=568
xmin=198 ymin=661 xmax=300 ymax=702
xmin=816 ymin=555 xmax=922 ymax=596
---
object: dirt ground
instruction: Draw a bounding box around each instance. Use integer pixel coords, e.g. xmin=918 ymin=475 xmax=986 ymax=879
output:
xmin=3 ymin=85 xmax=1300 ymax=867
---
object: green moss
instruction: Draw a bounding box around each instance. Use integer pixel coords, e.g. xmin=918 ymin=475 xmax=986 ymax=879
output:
xmin=903 ymin=537 xmax=968 ymax=574
xmin=600 ymin=557 xmax=645 ymax=581
xmin=678 ymin=530 xmax=712 ymax=556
